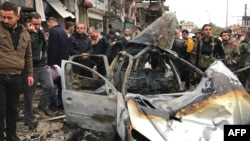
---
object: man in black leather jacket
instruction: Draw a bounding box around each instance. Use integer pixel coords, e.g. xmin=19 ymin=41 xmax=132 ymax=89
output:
xmin=23 ymin=12 xmax=54 ymax=130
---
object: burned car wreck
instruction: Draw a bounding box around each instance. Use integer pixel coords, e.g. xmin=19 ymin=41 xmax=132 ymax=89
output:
xmin=61 ymin=11 xmax=250 ymax=141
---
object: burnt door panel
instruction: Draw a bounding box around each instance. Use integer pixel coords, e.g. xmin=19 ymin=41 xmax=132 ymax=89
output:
xmin=61 ymin=60 xmax=118 ymax=132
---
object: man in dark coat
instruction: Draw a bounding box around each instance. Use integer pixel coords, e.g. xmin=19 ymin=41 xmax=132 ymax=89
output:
xmin=23 ymin=12 xmax=54 ymax=130
xmin=117 ymin=28 xmax=132 ymax=50
xmin=107 ymin=30 xmax=122 ymax=64
xmin=69 ymin=23 xmax=93 ymax=76
xmin=172 ymin=29 xmax=188 ymax=91
xmin=69 ymin=23 xmax=92 ymax=56
xmin=88 ymin=26 xmax=111 ymax=76
xmin=47 ymin=17 xmax=70 ymax=67
xmin=47 ymin=17 xmax=70 ymax=108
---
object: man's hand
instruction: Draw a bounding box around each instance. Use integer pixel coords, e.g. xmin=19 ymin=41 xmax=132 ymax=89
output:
xmin=110 ymin=41 xmax=116 ymax=47
xmin=82 ymin=53 xmax=89 ymax=60
xmin=27 ymin=76 xmax=34 ymax=86
xmin=50 ymin=65 xmax=56 ymax=69
xmin=27 ymin=23 xmax=37 ymax=33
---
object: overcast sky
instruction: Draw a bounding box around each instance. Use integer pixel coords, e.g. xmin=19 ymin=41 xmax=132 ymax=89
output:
xmin=164 ymin=0 xmax=250 ymax=27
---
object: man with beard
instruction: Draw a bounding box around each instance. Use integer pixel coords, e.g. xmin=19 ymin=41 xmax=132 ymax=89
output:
xmin=0 ymin=1 xmax=34 ymax=140
xmin=195 ymin=24 xmax=225 ymax=71
xmin=88 ymin=26 xmax=110 ymax=76
xmin=119 ymin=28 xmax=132 ymax=50
xmin=220 ymin=30 xmax=239 ymax=71
xmin=232 ymin=31 xmax=250 ymax=94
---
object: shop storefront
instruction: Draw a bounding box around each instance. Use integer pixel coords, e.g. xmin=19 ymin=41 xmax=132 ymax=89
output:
xmin=87 ymin=0 xmax=107 ymax=33
xmin=88 ymin=9 xmax=104 ymax=33
xmin=5 ymin=0 xmax=75 ymax=30
xmin=45 ymin=0 xmax=75 ymax=28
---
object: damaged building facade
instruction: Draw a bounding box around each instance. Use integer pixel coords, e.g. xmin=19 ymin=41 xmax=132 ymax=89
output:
xmin=0 ymin=0 xmax=168 ymax=34
xmin=108 ymin=0 xmax=169 ymax=34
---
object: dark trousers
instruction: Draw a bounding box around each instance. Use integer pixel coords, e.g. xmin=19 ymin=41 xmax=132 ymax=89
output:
xmin=57 ymin=77 xmax=62 ymax=106
xmin=184 ymin=56 xmax=191 ymax=88
xmin=238 ymin=69 xmax=250 ymax=94
xmin=72 ymin=58 xmax=93 ymax=77
xmin=0 ymin=74 xmax=21 ymax=140
xmin=180 ymin=67 xmax=190 ymax=88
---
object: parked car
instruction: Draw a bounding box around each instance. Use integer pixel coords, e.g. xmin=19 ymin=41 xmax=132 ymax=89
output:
xmin=61 ymin=11 xmax=250 ymax=141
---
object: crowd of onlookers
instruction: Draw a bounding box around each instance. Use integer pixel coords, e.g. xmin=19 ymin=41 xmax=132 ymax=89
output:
xmin=23 ymin=12 xmax=142 ymax=132
xmin=173 ymin=24 xmax=250 ymax=94
xmin=0 ymin=1 xmax=144 ymax=140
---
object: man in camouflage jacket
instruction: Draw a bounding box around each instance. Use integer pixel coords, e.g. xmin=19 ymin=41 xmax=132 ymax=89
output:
xmin=232 ymin=31 xmax=250 ymax=93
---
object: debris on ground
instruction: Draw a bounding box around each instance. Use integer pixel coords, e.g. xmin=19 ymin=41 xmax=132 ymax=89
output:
xmin=17 ymin=86 xmax=112 ymax=141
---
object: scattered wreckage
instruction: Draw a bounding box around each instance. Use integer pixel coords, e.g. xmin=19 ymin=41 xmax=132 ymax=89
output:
xmin=61 ymin=11 xmax=250 ymax=141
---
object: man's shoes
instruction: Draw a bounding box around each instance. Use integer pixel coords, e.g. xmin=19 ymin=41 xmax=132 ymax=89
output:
xmin=38 ymin=106 xmax=53 ymax=116
xmin=5 ymin=134 xmax=20 ymax=141
xmin=24 ymin=121 xmax=38 ymax=130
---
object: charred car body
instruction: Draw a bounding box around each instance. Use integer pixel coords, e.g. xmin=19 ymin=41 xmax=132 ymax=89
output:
xmin=61 ymin=12 xmax=250 ymax=141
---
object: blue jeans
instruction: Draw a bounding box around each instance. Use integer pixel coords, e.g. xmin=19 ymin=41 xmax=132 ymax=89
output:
xmin=51 ymin=77 xmax=62 ymax=106
xmin=22 ymin=66 xmax=54 ymax=122
xmin=0 ymin=74 xmax=21 ymax=139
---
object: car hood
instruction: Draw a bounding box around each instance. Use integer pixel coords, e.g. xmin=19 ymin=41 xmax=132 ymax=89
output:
xmin=126 ymin=61 xmax=250 ymax=141
xmin=127 ymin=11 xmax=179 ymax=50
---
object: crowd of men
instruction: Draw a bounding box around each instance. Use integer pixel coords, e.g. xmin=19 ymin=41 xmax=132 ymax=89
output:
xmin=0 ymin=1 xmax=249 ymax=141
xmin=0 ymin=1 xmax=137 ymax=140
xmin=173 ymin=25 xmax=250 ymax=94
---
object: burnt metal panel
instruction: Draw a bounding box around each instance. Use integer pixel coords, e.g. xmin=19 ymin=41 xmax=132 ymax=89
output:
xmin=129 ymin=11 xmax=178 ymax=49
